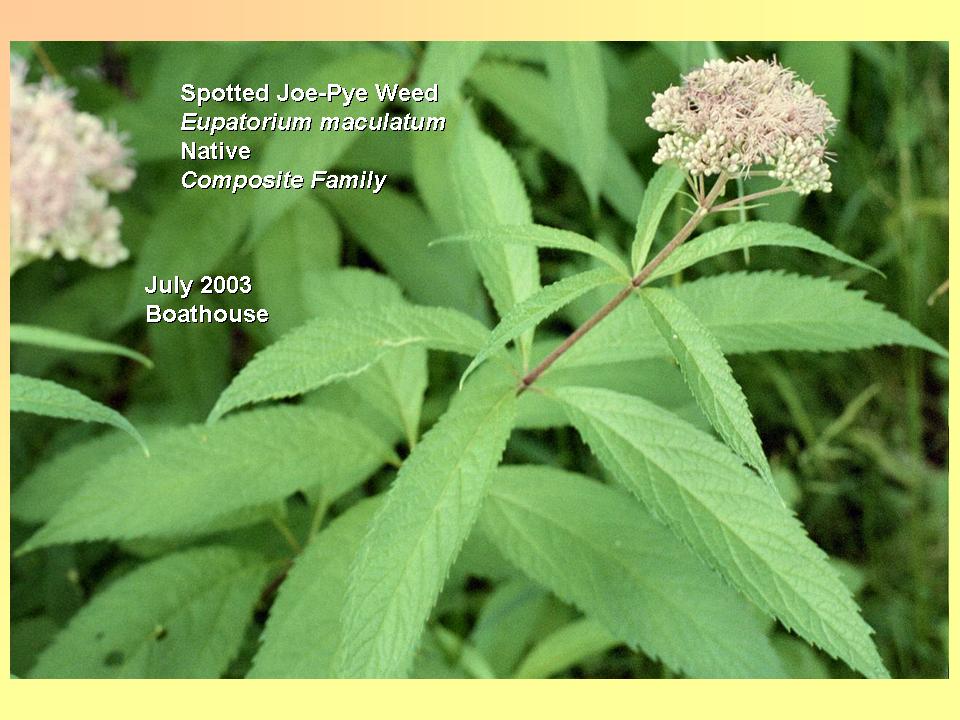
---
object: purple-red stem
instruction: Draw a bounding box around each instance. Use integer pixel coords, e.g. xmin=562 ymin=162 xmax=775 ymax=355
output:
xmin=517 ymin=173 xmax=729 ymax=395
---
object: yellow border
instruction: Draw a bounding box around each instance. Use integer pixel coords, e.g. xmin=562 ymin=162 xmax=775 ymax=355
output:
xmin=0 ymin=0 xmax=956 ymax=40
xmin=2 ymin=2 xmax=957 ymax=717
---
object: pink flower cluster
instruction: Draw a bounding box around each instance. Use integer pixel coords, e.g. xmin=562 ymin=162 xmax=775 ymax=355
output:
xmin=10 ymin=57 xmax=135 ymax=273
xmin=646 ymin=58 xmax=837 ymax=194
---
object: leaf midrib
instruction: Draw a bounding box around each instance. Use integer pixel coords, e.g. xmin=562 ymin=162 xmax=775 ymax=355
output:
xmin=565 ymin=400 xmax=877 ymax=669
xmin=340 ymin=387 xmax=514 ymax=675
xmin=487 ymin=489 xmax=766 ymax=676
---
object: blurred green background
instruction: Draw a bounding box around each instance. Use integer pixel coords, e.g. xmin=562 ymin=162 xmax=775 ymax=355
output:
xmin=10 ymin=41 xmax=948 ymax=678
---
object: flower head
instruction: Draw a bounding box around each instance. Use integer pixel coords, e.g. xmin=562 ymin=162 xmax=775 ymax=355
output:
xmin=646 ymin=58 xmax=837 ymax=194
xmin=10 ymin=57 xmax=135 ymax=274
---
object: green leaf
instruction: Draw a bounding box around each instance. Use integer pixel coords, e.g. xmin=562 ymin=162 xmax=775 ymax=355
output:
xmin=450 ymin=111 xmax=540 ymax=356
xmin=13 ymin=431 xmax=151 ymax=525
xmin=31 ymin=546 xmax=269 ymax=678
xmin=410 ymin=102 xmax=465 ymax=236
xmin=253 ymin=198 xmax=341 ymax=339
xmin=104 ymin=43 xmax=261 ymax=162
xmin=462 ymin=268 xmax=624 ymax=386
xmin=468 ymin=60 xmax=644 ymax=224
xmin=409 ymin=631 xmax=468 ymax=678
xmin=148 ymin=299 xmax=232 ymax=423
xmin=447 ymin=525 xmax=517 ymax=588
xmin=435 ymin=224 xmax=629 ymax=277
xmin=550 ymin=293 xmax=670 ymax=368
xmin=249 ymin=498 xmax=382 ymax=678
xmin=654 ymin=41 xmax=723 ymax=72
xmin=338 ymin=129 xmax=413 ymax=176
xmin=514 ymin=617 xmax=618 ymax=679
xmin=604 ymin=46 xmax=674 ymax=154
xmin=251 ymin=50 xmax=411 ymax=238
xmin=641 ymin=288 xmax=773 ymax=484
xmin=11 ymin=616 xmax=60 ymax=678
xmin=672 ymin=271 xmax=947 ymax=358
xmin=649 ymin=221 xmax=882 ymax=281
xmin=773 ymin=635 xmax=831 ymax=679
xmin=335 ymin=372 xmax=517 ymax=677
xmin=302 ymin=269 xmax=428 ymax=446
xmin=302 ymin=267 xmax=405 ymax=314
xmin=10 ymin=41 xmax=33 ymax=60
xmin=544 ymin=42 xmax=608 ymax=207
xmin=482 ymin=465 xmax=785 ymax=678
xmin=124 ymin=190 xmax=251 ymax=318
xmin=427 ymin=625 xmax=497 ymax=679
xmin=556 ymin=271 xmax=946 ymax=369
xmin=418 ymin=41 xmax=486 ymax=109
xmin=17 ymin=269 xmax=133 ymax=371
xmin=10 ymin=324 xmax=153 ymax=368
xmin=599 ymin=138 xmax=646 ymax=223
xmin=18 ymin=406 xmax=393 ymax=552
xmin=451 ymin=104 xmax=535 ymax=228
xmin=516 ymin=356 xmax=709 ymax=433
xmin=469 ymin=579 xmax=552 ymax=677
xmin=781 ymin=42 xmax=852 ymax=121
xmin=11 ymin=374 xmax=147 ymax=455
xmin=325 ymin=188 xmax=484 ymax=316
xmin=208 ymin=303 xmax=489 ymax=423
xmin=358 ymin=344 xmax=428 ymax=448
xmin=556 ymin=386 xmax=889 ymax=678
xmin=631 ymin=164 xmax=686 ymax=271
xmin=469 ymin=61 xmax=559 ymax=152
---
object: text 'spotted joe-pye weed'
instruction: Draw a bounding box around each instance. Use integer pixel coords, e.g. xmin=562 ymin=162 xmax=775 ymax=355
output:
xmin=11 ymin=51 xmax=946 ymax=679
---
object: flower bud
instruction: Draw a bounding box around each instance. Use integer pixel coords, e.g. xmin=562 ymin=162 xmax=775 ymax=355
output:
xmin=646 ymin=57 xmax=836 ymax=195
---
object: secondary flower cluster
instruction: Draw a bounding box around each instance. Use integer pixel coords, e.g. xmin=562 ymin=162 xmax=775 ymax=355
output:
xmin=646 ymin=58 xmax=837 ymax=194
xmin=10 ymin=57 xmax=135 ymax=274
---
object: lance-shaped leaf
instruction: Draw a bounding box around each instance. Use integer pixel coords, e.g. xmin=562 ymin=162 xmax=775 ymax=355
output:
xmin=557 ymin=271 xmax=946 ymax=369
xmin=303 ymin=269 xmax=428 ymax=447
xmin=418 ymin=41 xmax=487 ymax=109
xmin=515 ymin=355 xmax=708 ymax=433
xmin=544 ymin=42 xmax=608 ymax=208
xmin=148 ymin=298 xmax=232 ymax=423
xmin=335 ymin=373 xmax=516 ymax=677
xmin=674 ymin=271 xmax=947 ymax=357
xmin=469 ymin=579 xmax=552 ymax=677
xmin=641 ymin=288 xmax=773 ymax=484
xmin=250 ymin=498 xmax=383 ymax=678
xmin=18 ymin=406 xmax=393 ymax=553
xmin=11 ymin=324 xmax=153 ymax=368
xmin=31 ymin=546 xmax=270 ymax=678
xmin=252 ymin=198 xmax=341 ymax=338
xmin=434 ymin=224 xmax=629 ymax=277
xmin=600 ymin=138 xmax=646 ymax=223
xmin=11 ymin=374 xmax=147 ymax=455
xmin=631 ymin=164 xmax=686 ymax=271
xmin=325 ymin=188 xmax=484 ymax=316
xmin=207 ymin=304 xmax=489 ymax=423
xmin=655 ymin=41 xmax=724 ymax=72
xmin=468 ymin=60 xmax=644 ymax=224
xmin=649 ymin=221 xmax=881 ymax=281
xmin=556 ymin=386 xmax=889 ymax=678
xmin=514 ymin=617 xmax=618 ymax=679
xmin=461 ymin=268 xmax=624 ymax=385
xmin=481 ymin=465 xmax=785 ymax=678
xmin=450 ymin=111 xmax=540 ymax=361
xmin=13 ymin=430 xmax=157 ymax=525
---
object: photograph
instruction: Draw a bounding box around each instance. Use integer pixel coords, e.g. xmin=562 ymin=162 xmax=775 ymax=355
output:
xmin=8 ymin=39 xmax=949 ymax=681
